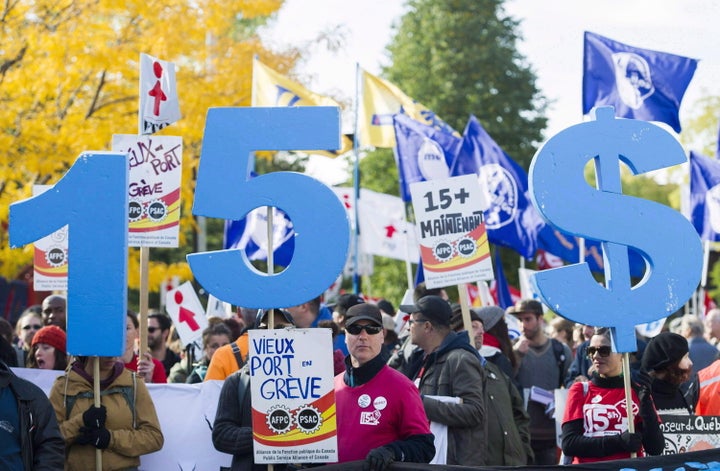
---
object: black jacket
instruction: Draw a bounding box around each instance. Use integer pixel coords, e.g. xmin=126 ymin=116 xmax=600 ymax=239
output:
xmin=0 ymin=361 xmax=64 ymax=470
xmin=212 ymin=366 xmax=286 ymax=471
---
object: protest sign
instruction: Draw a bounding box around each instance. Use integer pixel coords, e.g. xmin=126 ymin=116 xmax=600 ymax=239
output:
xmin=409 ymin=174 xmax=493 ymax=288
xmin=249 ymin=328 xmax=337 ymax=464
xmin=659 ymin=414 xmax=720 ymax=455
xmin=32 ymin=185 xmax=68 ymax=291
xmin=112 ymin=134 xmax=182 ymax=247
xmin=164 ymin=281 xmax=208 ymax=347
xmin=139 ymin=53 xmax=181 ymax=134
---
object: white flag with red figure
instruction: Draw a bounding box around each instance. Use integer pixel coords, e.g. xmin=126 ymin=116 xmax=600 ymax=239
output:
xmin=332 ymin=187 xmax=419 ymax=262
xmin=358 ymin=189 xmax=419 ymax=262
xmin=165 ymin=281 xmax=207 ymax=346
xmin=139 ymin=53 xmax=181 ymax=134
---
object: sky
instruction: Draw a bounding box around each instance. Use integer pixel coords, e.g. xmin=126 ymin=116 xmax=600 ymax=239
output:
xmin=259 ymin=0 xmax=720 ymax=184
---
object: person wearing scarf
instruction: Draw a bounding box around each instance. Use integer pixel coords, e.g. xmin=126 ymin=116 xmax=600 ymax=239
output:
xmin=48 ymin=356 xmax=163 ymax=470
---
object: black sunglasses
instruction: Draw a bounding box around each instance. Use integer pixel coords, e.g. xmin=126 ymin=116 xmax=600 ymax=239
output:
xmin=148 ymin=327 xmax=162 ymax=334
xmin=346 ymin=324 xmax=383 ymax=335
xmin=587 ymin=346 xmax=612 ymax=358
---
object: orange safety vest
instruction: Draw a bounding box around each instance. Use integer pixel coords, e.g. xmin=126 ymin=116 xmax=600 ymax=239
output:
xmin=204 ymin=333 xmax=249 ymax=381
xmin=696 ymin=360 xmax=720 ymax=415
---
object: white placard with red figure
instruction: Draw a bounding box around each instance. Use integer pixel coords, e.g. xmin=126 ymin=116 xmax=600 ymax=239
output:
xmin=165 ymin=281 xmax=208 ymax=346
xmin=139 ymin=53 xmax=181 ymax=135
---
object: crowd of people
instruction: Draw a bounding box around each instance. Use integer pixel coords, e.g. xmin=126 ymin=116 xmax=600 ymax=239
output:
xmin=2 ymin=289 xmax=720 ymax=470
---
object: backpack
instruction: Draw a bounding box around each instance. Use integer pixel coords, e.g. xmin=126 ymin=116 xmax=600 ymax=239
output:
xmin=64 ymin=372 xmax=137 ymax=429
xmin=232 ymin=342 xmax=245 ymax=370
xmin=550 ymin=338 xmax=568 ymax=388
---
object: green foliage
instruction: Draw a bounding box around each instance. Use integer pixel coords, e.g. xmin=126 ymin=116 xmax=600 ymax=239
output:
xmin=384 ymin=0 xmax=548 ymax=168
xmin=353 ymin=0 xmax=548 ymax=300
xmin=681 ymin=94 xmax=720 ymax=158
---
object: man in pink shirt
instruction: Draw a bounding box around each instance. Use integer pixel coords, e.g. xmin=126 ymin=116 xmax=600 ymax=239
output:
xmin=334 ymin=303 xmax=434 ymax=470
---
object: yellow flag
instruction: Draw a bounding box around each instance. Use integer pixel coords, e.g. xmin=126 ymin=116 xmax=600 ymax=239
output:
xmin=358 ymin=69 xmax=456 ymax=148
xmin=252 ymin=58 xmax=352 ymax=157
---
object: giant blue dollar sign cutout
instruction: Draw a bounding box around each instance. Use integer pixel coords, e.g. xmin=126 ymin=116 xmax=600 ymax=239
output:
xmin=529 ymin=107 xmax=702 ymax=352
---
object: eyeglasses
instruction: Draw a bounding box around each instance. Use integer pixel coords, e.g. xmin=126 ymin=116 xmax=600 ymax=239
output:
xmin=147 ymin=327 xmax=162 ymax=334
xmin=346 ymin=324 xmax=383 ymax=335
xmin=407 ymin=318 xmax=430 ymax=326
xmin=587 ymin=346 xmax=612 ymax=358
xmin=22 ymin=324 xmax=42 ymax=331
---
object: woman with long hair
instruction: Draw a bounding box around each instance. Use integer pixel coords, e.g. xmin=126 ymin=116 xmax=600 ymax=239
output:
xmin=561 ymin=327 xmax=664 ymax=463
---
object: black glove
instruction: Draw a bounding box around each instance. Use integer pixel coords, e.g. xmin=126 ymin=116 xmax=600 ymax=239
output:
xmin=363 ymin=446 xmax=395 ymax=471
xmin=635 ymin=370 xmax=653 ymax=401
xmin=617 ymin=431 xmax=642 ymax=452
xmin=75 ymin=426 xmax=111 ymax=449
xmin=82 ymin=405 xmax=107 ymax=429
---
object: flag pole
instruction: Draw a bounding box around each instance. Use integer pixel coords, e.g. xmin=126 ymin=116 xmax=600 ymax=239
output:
xmin=94 ymin=357 xmax=102 ymax=470
xmin=401 ymin=209 xmax=414 ymax=292
xmin=352 ymin=63 xmax=361 ymax=293
xmin=699 ymin=240 xmax=711 ymax=317
xmin=621 ymin=352 xmax=637 ymax=459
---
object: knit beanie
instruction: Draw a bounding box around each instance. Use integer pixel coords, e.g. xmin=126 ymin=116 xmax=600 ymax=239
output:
xmin=31 ymin=325 xmax=67 ymax=354
xmin=641 ymin=332 xmax=688 ymax=372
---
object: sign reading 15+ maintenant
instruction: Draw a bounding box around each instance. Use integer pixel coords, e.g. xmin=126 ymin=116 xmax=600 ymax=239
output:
xmin=410 ymin=174 xmax=494 ymax=289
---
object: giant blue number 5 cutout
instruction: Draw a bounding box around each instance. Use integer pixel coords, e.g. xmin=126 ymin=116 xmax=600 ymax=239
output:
xmin=188 ymin=107 xmax=350 ymax=308
xmin=9 ymin=153 xmax=128 ymax=356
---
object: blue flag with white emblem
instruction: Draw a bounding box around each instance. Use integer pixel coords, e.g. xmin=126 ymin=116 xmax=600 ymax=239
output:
xmin=224 ymin=207 xmax=295 ymax=267
xmin=393 ymin=113 xmax=462 ymax=202
xmin=583 ymin=31 xmax=698 ymax=133
xmin=689 ymin=150 xmax=720 ymax=242
xmin=450 ymin=115 xmax=544 ymax=259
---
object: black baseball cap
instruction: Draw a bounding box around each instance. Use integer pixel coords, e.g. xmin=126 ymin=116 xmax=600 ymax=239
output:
xmin=399 ymin=295 xmax=452 ymax=326
xmin=345 ymin=303 xmax=383 ymax=328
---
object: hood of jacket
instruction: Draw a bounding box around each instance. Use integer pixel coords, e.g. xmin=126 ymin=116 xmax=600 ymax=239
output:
xmin=426 ymin=330 xmax=482 ymax=366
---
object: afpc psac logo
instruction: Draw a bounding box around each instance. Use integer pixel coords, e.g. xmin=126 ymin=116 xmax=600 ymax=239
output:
xmin=477 ymin=163 xmax=517 ymax=229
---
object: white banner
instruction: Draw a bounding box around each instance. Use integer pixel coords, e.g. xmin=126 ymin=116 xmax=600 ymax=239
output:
xmin=12 ymin=367 xmax=232 ymax=470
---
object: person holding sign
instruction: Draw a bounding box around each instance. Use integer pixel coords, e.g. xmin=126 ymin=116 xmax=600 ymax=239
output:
xmin=561 ymin=328 xmax=664 ymax=464
xmin=399 ymin=295 xmax=486 ymax=466
xmin=212 ymin=309 xmax=295 ymax=471
xmin=334 ymin=303 xmax=434 ymax=470
xmin=49 ymin=356 xmax=164 ymax=470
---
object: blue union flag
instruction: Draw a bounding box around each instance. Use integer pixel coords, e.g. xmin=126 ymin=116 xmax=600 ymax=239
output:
xmin=583 ymin=31 xmax=698 ymax=133
xmin=450 ymin=115 xmax=544 ymax=259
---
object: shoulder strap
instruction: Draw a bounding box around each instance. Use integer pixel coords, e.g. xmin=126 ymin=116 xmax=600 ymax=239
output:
xmin=236 ymin=367 xmax=251 ymax=413
xmin=551 ymin=338 xmax=567 ymax=387
xmin=231 ymin=342 xmax=245 ymax=370
xmin=582 ymin=380 xmax=589 ymax=397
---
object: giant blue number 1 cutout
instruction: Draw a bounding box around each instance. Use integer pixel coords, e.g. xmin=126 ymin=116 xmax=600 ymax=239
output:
xmin=189 ymin=107 xmax=350 ymax=308
xmin=9 ymin=153 xmax=128 ymax=356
